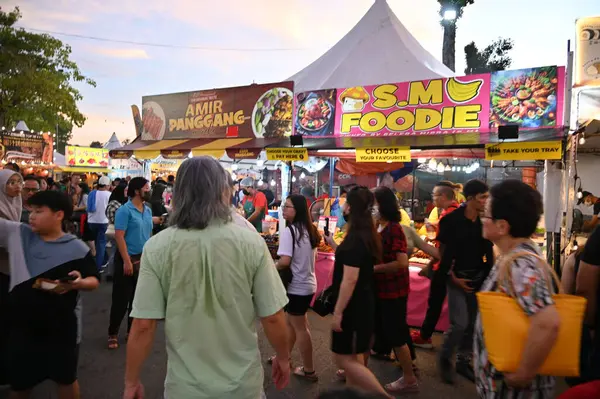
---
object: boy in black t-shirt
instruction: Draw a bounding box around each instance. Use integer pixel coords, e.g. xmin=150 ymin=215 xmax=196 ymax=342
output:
xmin=0 ymin=191 xmax=99 ymax=398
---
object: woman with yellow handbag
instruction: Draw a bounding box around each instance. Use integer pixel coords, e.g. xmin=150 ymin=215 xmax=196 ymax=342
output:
xmin=475 ymin=180 xmax=586 ymax=398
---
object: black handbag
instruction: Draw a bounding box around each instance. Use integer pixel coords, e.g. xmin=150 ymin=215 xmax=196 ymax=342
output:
xmin=312 ymin=285 xmax=337 ymax=317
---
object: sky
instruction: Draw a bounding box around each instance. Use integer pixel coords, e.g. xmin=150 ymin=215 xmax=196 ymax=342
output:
xmin=3 ymin=0 xmax=600 ymax=146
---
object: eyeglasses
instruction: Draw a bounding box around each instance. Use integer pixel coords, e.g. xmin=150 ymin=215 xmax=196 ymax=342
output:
xmin=23 ymin=187 xmax=39 ymax=193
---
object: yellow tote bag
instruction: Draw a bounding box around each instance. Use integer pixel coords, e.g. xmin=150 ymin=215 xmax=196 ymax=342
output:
xmin=476 ymin=251 xmax=587 ymax=377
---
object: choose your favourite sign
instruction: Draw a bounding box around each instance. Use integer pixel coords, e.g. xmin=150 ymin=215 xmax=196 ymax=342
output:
xmin=484 ymin=141 xmax=563 ymax=161
xmin=355 ymin=147 xmax=411 ymax=163
xmin=266 ymin=147 xmax=308 ymax=161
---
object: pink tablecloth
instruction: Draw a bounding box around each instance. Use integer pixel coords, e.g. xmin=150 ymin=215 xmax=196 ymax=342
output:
xmin=312 ymin=252 xmax=449 ymax=333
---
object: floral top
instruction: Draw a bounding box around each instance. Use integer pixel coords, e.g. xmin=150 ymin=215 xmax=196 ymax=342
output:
xmin=474 ymin=241 xmax=556 ymax=398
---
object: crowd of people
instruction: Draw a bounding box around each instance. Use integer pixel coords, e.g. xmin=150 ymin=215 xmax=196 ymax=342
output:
xmin=1 ymin=157 xmax=599 ymax=398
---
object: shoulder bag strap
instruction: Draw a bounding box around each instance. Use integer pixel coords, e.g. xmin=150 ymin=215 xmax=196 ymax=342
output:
xmin=497 ymin=249 xmax=563 ymax=297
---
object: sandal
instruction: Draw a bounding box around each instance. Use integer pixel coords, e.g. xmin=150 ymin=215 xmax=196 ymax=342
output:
xmin=385 ymin=377 xmax=419 ymax=393
xmin=108 ymin=336 xmax=119 ymax=350
xmin=336 ymin=369 xmax=346 ymax=382
xmin=293 ymin=366 xmax=318 ymax=382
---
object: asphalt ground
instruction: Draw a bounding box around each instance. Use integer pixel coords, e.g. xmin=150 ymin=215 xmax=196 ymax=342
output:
xmin=1 ymin=282 xmax=567 ymax=398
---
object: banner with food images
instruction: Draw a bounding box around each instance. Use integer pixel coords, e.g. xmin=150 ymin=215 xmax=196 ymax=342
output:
xmin=65 ymin=146 xmax=110 ymax=168
xmin=293 ymin=66 xmax=565 ymax=137
xmin=140 ymin=81 xmax=294 ymax=141
xmin=0 ymin=131 xmax=53 ymax=163
xmin=575 ymin=16 xmax=600 ymax=87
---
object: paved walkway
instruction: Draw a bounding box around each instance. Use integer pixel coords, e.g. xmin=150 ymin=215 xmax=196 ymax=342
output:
xmin=2 ymin=282 xmax=567 ymax=398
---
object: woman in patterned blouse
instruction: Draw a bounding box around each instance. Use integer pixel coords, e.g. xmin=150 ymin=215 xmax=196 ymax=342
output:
xmin=475 ymin=180 xmax=560 ymax=398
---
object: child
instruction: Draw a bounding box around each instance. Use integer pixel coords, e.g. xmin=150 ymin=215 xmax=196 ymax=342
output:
xmin=0 ymin=190 xmax=99 ymax=399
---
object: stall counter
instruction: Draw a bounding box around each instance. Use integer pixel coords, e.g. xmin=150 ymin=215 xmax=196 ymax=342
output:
xmin=312 ymin=251 xmax=449 ymax=333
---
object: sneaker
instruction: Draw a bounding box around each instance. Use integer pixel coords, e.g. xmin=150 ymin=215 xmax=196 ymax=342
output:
xmin=410 ymin=330 xmax=433 ymax=349
xmin=456 ymin=361 xmax=475 ymax=383
xmin=385 ymin=377 xmax=419 ymax=393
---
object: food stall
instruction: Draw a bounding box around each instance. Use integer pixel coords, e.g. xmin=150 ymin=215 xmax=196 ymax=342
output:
xmin=54 ymin=145 xmax=111 ymax=182
xmin=0 ymin=124 xmax=55 ymax=177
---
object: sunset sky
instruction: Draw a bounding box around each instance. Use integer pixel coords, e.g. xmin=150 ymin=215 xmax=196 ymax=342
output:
xmin=4 ymin=0 xmax=600 ymax=146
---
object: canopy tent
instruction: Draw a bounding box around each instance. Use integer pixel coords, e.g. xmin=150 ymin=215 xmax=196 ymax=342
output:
xmin=109 ymin=138 xmax=280 ymax=160
xmin=103 ymin=133 xmax=123 ymax=150
xmin=288 ymin=0 xmax=453 ymax=92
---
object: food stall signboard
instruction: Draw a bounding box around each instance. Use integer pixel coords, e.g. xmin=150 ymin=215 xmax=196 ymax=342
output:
xmin=294 ymin=66 xmax=565 ymax=137
xmin=1 ymin=131 xmax=53 ymax=163
xmin=266 ymin=147 xmax=308 ymax=161
xmin=355 ymin=147 xmax=411 ymax=163
xmin=575 ymin=16 xmax=600 ymax=87
xmin=484 ymin=141 xmax=563 ymax=161
xmin=139 ymin=81 xmax=294 ymax=140
xmin=66 ymin=146 xmax=109 ymax=167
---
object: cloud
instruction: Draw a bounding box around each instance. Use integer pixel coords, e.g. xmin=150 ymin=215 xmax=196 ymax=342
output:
xmin=91 ymin=47 xmax=150 ymax=59
xmin=70 ymin=110 xmax=136 ymax=146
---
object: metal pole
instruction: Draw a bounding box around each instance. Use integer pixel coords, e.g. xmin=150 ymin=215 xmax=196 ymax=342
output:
xmin=410 ymin=162 xmax=417 ymax=219
xmin=329 ymin=157 xmax=335 ymax=197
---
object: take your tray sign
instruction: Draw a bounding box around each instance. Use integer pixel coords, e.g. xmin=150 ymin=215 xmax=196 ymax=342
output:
xmin=484 ymin=141 xmax=563 ymax=161
xmin=355 ymin=147 xmax=411 ymax=163
xmin=266 ymin=147 xmax=308 ymax=161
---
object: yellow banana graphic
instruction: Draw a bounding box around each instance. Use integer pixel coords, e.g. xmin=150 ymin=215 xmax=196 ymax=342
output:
xmin=446 ymin=77 xmax=483 ymax=103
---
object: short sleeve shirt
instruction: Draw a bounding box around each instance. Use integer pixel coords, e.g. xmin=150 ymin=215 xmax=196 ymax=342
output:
xmin=375 ymin=222 xmax=409 ymax=298
xmin=277 ymin=226 xmax=317 ymax=296
xmin=332 ymin=239 xmax=375 ymax=312
xmin=131 ymin=222 xmax=288 ymax=399
xmin=474 ymin=241 xmax=556 ymax=398
xmin=114 ymin=201 xmax=153 ymax=255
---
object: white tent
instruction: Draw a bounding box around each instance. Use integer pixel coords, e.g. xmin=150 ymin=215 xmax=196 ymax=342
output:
xmin=103 ymin=133 xmax=122 ymax=150
xmin=288 ymin=0 xmax=452 ymax=92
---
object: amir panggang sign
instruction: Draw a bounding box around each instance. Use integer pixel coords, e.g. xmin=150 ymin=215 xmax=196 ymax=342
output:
xmin=139 ymin=81 xmax=294 ymax=141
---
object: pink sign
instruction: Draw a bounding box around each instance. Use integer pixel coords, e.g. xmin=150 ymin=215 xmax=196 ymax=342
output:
xmin=294 ymin=66 xmax=565 ymax=137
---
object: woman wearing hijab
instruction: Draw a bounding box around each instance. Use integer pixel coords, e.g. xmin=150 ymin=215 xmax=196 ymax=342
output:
xmin=0 ymin=169 xmax=23 ymax=385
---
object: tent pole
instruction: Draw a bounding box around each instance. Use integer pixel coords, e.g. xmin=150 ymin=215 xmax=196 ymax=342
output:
xmin=410 ymin=162 xmax=417 ymax=219
xmin=329 ymin=158 xmax=336 ymax=197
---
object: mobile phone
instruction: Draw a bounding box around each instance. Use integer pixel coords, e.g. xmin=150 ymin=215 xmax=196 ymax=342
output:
xmin=58 ymin=275 xmax=77 ymax=282
xmin=324 ymin=217 xmax=330 ymax=237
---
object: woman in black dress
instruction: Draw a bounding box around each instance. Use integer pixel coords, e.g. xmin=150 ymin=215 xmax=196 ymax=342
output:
xmin=324 ymin=186 xmax=391 ymax=398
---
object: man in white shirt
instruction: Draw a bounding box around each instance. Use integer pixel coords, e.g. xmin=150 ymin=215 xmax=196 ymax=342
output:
xmin=88 ymin=176 xmax=112 ymax=271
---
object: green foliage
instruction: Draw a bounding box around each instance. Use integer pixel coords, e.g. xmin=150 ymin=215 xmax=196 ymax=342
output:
xmin=464 ymin=38 xmax=514 ymax=75
xmin=90 ymin=141 xmax=103 ymax=148
xmin=0 ymin=7 xmax=95 ymax=146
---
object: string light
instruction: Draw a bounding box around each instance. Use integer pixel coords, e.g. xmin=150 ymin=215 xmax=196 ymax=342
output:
xmin=577 ymin=188 xmax=583 ymax=199
xmin=257 ymin=160 xmax=265 ymax=167
xmin=417 ymin=157 xmax=426 ymax=164
xmin=231 ymin=163 xmax=238 ymax=171
xmin=436 ymin=162 xmax=445 ymax=173
xmin=428 ymin=158 xmax=437 ymax=170
xmin=270 ymin=179 xmax=276 ymax=187
xmin=300 ymin=172 xmax=306 ymax=179
xmin=579 ymin=133 xmax=586 ymax=145
xmin=292 ymin=176 xmax=297 ymax=183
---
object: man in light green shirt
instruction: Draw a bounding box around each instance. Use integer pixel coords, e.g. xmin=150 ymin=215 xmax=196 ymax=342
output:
xmin=123 ymin=157 xmax=290 ymax=399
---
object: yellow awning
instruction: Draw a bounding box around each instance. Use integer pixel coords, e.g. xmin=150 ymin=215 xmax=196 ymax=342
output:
xmin=59 ymin=166 xmax=111 ymax=174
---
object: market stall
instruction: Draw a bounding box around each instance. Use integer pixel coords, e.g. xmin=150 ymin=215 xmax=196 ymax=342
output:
xmin=0 ymin=122 xmax=55 ymax=177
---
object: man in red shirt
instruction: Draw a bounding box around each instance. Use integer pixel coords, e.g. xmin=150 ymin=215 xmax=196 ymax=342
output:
xmin=411 ymin=181 xmax=458 ymax=349
xmin=240 ymin=177 xmax=268 ymax=233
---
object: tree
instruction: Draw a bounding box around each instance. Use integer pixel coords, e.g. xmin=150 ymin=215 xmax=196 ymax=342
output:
xmin=438 ymin=0 xmax=474 ymax=72
xmin=90 ymin=141 xmax=103 ymax=148
xmin=0 ymin=7 xmax=95 ymax=146
xmin=122 ymin=138 xmax=131 ymax=145
xmin=464 ymin=38 xmax=514 ymax=75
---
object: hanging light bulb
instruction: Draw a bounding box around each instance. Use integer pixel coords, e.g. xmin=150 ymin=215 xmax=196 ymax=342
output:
xmin=579 ymin=134 xmax=586 ymax=145
xmin=257 ymin=159 xmax=265 ymax=167
xmin=436 ymin=162 xmax=445 ymax=173
xmin=451 ymin=166 xmax=456 ymax=172
xmin=473 ymin=161 xmax=480 ymax=169
xmin=292 ymin=176 xmax=297 ymax=183
xmin=231 ymin=163 xmax=238 ymax=171
xmin=572 ymin=240 xmax=579 ymax=251
xmin=300 ymin=172 xmax=306 ymax=179
xmin=445 ymin=164 xmax=451 ymax=171
xmin=258 ymin=179 xmax=264 ymax=186
xmin=417 ymin=157 xmax=426 ymax=164
xmin=428 ymin=158 xmax=437 ymax=170
xmin=270 ymin=179 xmax=276 ymax=187
xmin=577 ymin=188 xmax=583 ymax=199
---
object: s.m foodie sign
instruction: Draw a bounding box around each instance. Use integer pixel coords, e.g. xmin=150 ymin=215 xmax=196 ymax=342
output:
xmin=484 ymin=141 xmax=563 ymax=161
xmin=355 ymin=147 xmax=411 ymax=163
